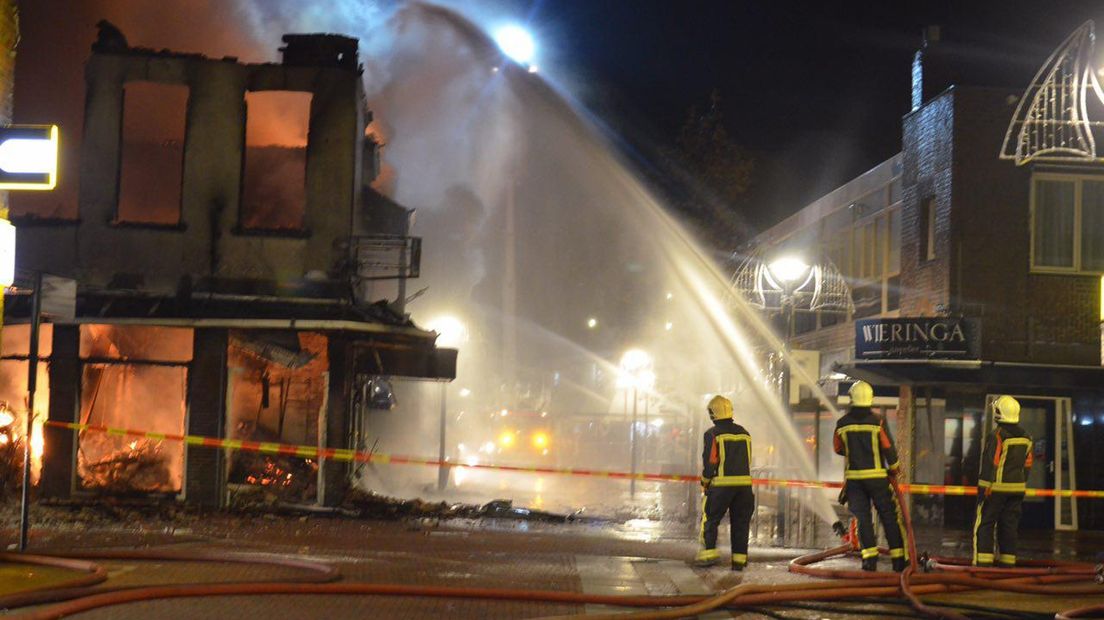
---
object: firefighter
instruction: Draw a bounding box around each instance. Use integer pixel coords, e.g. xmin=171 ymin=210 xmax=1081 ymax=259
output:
xmin=974 ymin=395 xmax=1032 ymax=568
xmin=695 ymin=395 xmax=755 ymax=571
xmin=833 ymin=381 xmax=908 ymax=572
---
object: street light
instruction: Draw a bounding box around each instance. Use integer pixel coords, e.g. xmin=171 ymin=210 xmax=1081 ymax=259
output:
xmin=427 ymin=314 xmax=468 ymax=348
xmin=766 ymin=256 xmax=811 ymax=288
xmin=425 ymin=315 xmax=469 ymax=491
xmin=494 ymin=25 xmax=537 ymax=66
xmin=619 ymin=348 xmax=654 ymax=497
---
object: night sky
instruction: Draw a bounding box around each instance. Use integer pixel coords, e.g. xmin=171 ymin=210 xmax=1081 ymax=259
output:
xmin=527 ymin=0 xmax=1104 ymax=228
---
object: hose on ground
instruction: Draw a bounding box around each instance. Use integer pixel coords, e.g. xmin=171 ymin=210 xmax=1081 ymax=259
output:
xmin=1056 ymin=602 xmax=1104 ymax=619
xmin=0 ymin=553 xmax=107 ymax=595
xmin=0 ymin=547 xmax=338 ymax=611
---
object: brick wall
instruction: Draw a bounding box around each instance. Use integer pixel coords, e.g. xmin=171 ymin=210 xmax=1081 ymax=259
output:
xmin=185 ymin=329 xmax=228 ymax=507
xmin=900 ymin=88 xmax=955 ymax=317
xmin=41 ymin=326 xmax=79 ymax=499
xmin=951 ymin=87 xmax=1100 ymax=364
xmin=0 ymin=0 xmax=15 ymax=215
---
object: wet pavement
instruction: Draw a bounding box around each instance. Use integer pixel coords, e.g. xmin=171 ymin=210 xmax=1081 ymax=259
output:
xmin=1 ymin=503 xmax=1102 ymax=618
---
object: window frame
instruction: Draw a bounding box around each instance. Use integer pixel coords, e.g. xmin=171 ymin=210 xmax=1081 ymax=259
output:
xmin=1030 ymin=172 xmax=1104 ymax=275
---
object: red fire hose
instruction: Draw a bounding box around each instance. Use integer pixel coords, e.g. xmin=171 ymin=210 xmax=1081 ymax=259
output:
xmin=2 ymin=487 xmax=1102 ymax=620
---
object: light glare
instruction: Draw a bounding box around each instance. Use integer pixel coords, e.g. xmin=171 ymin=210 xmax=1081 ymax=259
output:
xmin=426 ymin=315 xmax=468 ymax=348
xmin=767 ymin=256 xmax=810 ymax=284
xmin=494 ymin=25 xmax=536 ymax=64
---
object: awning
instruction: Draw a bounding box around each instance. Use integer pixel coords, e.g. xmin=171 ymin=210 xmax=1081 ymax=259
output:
xmin=834 ymin=359 xmax=1104 ymax=390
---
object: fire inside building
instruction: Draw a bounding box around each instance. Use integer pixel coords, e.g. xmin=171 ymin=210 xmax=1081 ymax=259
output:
xmin=745 ymin=24 xmax=1104 ymax=532
xmin=3 ymin=26 xmax=455 ymax=507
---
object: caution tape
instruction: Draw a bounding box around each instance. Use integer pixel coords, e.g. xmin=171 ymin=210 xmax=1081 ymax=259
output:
xmin=44 ymin=420 xmax=1104 ymax=499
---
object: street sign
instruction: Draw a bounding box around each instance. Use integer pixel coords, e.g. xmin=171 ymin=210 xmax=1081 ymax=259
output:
xmin=0 ymin=124 xmax=59 ymax=190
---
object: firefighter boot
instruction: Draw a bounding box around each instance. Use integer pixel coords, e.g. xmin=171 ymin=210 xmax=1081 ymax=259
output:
xmin=892 ymin=557 xmax=908 ymax=573
xmin=861 ymin=558 xmax=878 ymax=572
xmin=694 ymin=549 xmax=720 ymax=567
xmin=731 ymin=554 xmax=747 ymax=572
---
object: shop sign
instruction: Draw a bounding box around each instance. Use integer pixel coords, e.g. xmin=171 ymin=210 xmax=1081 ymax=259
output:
xmin=855 ymin=317 xmax=980 ymax=359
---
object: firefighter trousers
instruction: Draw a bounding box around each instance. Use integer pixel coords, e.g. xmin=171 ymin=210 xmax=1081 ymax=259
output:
xmin=699 ymin=486 xmax=754 ymax=559
xmin=845 ymin=478 xmax=907 ymax=561
xmin=973 ymin=492 xmax=1023 ymax=566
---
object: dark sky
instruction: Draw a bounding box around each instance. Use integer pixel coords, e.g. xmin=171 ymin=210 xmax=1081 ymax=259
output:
xmin=527 ymin=0 xmax=1104 ymax=229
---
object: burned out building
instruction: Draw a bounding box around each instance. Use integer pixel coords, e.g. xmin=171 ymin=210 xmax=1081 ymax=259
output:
xmin=5 ymin=28 xmax=454 ymax=506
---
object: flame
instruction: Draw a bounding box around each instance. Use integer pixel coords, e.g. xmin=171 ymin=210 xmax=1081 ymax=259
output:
xmin=31 ymin=423 xmax=44 ymax=461
xmin=129 ymin=440 xmax=139 ymax=450
xmin=0 ymin=409 xmax=14 ymax=427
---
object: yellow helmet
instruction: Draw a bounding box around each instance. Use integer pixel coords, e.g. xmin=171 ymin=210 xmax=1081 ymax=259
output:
xmin=993 ymin=395 xmax=1020 ymax=424
xmin=848 ymin=381 xmax=874 ymax=407
xmin=708 ymin=395 xmax=733 ymax=421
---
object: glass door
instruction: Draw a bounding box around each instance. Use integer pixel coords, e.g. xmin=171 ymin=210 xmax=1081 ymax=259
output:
xmin=983 ymin=395 xmax=1076 ymax=531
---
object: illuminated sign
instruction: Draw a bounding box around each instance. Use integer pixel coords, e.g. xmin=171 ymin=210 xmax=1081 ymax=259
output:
xmin=0 ymin=125 xmax=59 ymax=190
xmin=855 ymin=317 xmax=980 ymax=360
xmin=0 ymin=218 xmax=12 ymax=287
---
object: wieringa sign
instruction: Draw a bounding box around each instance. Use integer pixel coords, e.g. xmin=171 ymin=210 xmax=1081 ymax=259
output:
xmin=855 ymin=317 xmax=980 ymax=360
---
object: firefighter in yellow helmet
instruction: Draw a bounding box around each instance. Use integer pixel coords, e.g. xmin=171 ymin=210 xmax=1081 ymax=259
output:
xmin=695 ymin=395 xmax=754 ymax=570
xmin=974 ymin=395 xmax=1033 ymax=567
xmin=833 ymin=381 xmax=908 ymax=572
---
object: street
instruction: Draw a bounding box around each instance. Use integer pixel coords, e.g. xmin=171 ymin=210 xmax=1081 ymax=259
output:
xmin=3 ymin=500 xmax=1103 ymax=619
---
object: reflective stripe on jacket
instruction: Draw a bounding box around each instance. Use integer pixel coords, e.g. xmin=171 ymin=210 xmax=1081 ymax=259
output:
xmin=702 ymin=420 xmax=753 ymax=487
xmin=979 ymin=423 xmax=1033 ymax=493
xmin=833 ymin=407 xmax=899 ymax=480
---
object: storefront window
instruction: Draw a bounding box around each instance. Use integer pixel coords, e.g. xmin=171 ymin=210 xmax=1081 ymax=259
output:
xmin=76 ymin=325 xmax=193 ymax=494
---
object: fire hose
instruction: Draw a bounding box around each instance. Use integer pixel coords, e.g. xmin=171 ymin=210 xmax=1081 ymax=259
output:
xmin=1 ymin=481 xmax=1102 ymax=619
xmin=0 ymin=543 xmax=1100 ymax=619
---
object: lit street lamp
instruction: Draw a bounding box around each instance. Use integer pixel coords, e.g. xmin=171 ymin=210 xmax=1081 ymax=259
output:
xmin=618 ymin=348 xmax=655 ymax=497
xmin=494 ymin=24 xmax=537 ymax=67
xmin=765 ymin=255 xmax=811 ymax=338
xmin=731 ymin=248 xmax=853 ymax=410
xmin=426 ymin=315 xmax=469 ymax=491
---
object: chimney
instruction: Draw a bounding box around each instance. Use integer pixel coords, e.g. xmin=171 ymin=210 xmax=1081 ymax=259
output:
xmin=911 ymin=25 xmax=943 ymax=111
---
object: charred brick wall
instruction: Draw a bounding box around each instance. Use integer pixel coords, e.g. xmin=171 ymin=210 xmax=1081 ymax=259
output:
xmin=13 ymin=41 xmax=368 ymax=296
xmin=0 ymin=0 xmax=15 ymax=215
xmin=185 ymin=328 xmax=228 ymax=507
xmin=321 ymin=336 xmax=350 ymax=507
xmin=41 ymin=326 xmax=80 ymax=499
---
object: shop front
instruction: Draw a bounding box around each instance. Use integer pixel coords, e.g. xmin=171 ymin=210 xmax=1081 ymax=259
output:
xmin=836 ymin=317 xmax=1104 ymax=532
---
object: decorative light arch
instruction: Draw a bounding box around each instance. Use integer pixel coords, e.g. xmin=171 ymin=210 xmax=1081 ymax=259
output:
xmin=729 ymin=248 xmax=854 ymax=315
xmin=1000 ymin=20 xmax=1104 ymax=165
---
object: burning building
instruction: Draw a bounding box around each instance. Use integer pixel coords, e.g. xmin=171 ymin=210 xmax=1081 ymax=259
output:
xmin=6 ymin=26 xmax=455 ymax=507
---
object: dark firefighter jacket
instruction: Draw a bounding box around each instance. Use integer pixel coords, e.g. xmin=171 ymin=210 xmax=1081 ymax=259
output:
xmin=979 ymin=423 xmax=1034 ymax=493
xmin=833 ymin=407 xmax=899 ymax=480
xmin=701 ymin=419 xmax=752 ymax=487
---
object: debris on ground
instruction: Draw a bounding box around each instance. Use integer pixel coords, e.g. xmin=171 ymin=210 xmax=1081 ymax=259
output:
xmin=341 ymin=490 xmax=593 ymax=523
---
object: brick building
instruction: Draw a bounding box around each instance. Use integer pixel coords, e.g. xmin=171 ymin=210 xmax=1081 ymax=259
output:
xmin=749 ymin=28 xmax=1104 ymax=532
xmin=3 ymin=29 xmax=454 ymax=507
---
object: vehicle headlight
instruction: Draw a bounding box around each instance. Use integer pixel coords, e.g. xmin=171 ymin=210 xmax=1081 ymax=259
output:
xmin=498 ymin=431 xmax=515 ymax=447
xmin=531 ymin=432 xmax=549 ymax=449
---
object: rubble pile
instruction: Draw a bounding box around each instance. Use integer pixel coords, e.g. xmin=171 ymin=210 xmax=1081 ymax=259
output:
xmin=341 ymin=490 xmax=585 ymax=523
xmin=78 ymin=436 xmax=172 ymax=493
xmin=227 ymin=424 xmax=319 ymax=504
